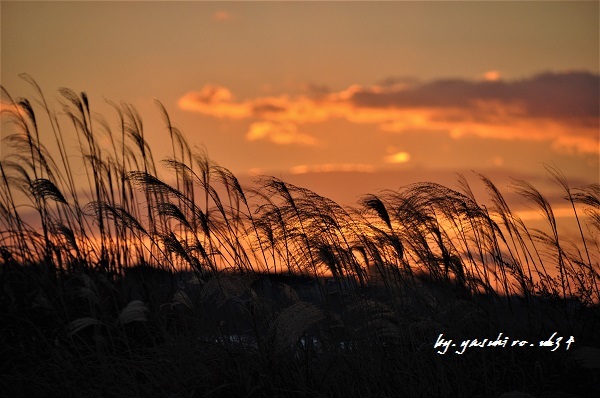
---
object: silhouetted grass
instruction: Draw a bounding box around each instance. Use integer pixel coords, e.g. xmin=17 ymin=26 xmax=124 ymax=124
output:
xmin=1 ymin=77 xmax=598 ymax=397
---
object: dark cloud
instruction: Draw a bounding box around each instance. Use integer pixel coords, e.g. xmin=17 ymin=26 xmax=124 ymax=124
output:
xmin=351 ymin=71 xmax=599 ymax=124
xmin=376 ymin=76 xmax=421 ymax=88
xmin=516 ymin=72 xmax=599 ymax=120
xmin=251 ymin=102 xmax=287 ymax=116
xmin=304 ymin=83 xmax=331 ymax=99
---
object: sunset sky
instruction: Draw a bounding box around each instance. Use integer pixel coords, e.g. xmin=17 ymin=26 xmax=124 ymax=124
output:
xmin=2 ymin=1 xmax=598 ymax=208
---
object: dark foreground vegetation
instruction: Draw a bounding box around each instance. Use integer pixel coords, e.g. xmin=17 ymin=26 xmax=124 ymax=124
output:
xmin=1 ymin=76 xmax=599 ymax=397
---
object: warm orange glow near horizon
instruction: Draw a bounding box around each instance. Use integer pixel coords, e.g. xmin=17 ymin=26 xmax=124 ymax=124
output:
xmin=289 ymin=163 xmax=376 ymax=175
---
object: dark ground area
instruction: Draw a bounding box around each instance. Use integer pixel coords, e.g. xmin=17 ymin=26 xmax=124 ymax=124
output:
xmin=1 ymin=264 xmax=599 ymax=398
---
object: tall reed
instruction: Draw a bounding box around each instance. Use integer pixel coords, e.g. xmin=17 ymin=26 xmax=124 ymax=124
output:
xmin=1 ymin=77 xmax=598 ymax=305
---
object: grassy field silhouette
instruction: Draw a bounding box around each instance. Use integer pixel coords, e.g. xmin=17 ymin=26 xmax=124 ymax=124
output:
xmin=1 ymin=77 xmax=599 ymax=397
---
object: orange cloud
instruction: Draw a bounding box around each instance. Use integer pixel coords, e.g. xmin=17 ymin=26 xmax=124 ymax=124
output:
xmin=384 ymin=151 xmax=411 ymax=164
xmin=246 ymin=121 xmax=317 ymax=146
xmin=178 ymin=85 xmax=250 ymax=119
xmin=482 ymin=70 xmax=501 ymax=82
xmin=179 ymin=72 xmax=599 ymax=154
xmin=211 ymin=10 xmax=234 ymax=22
